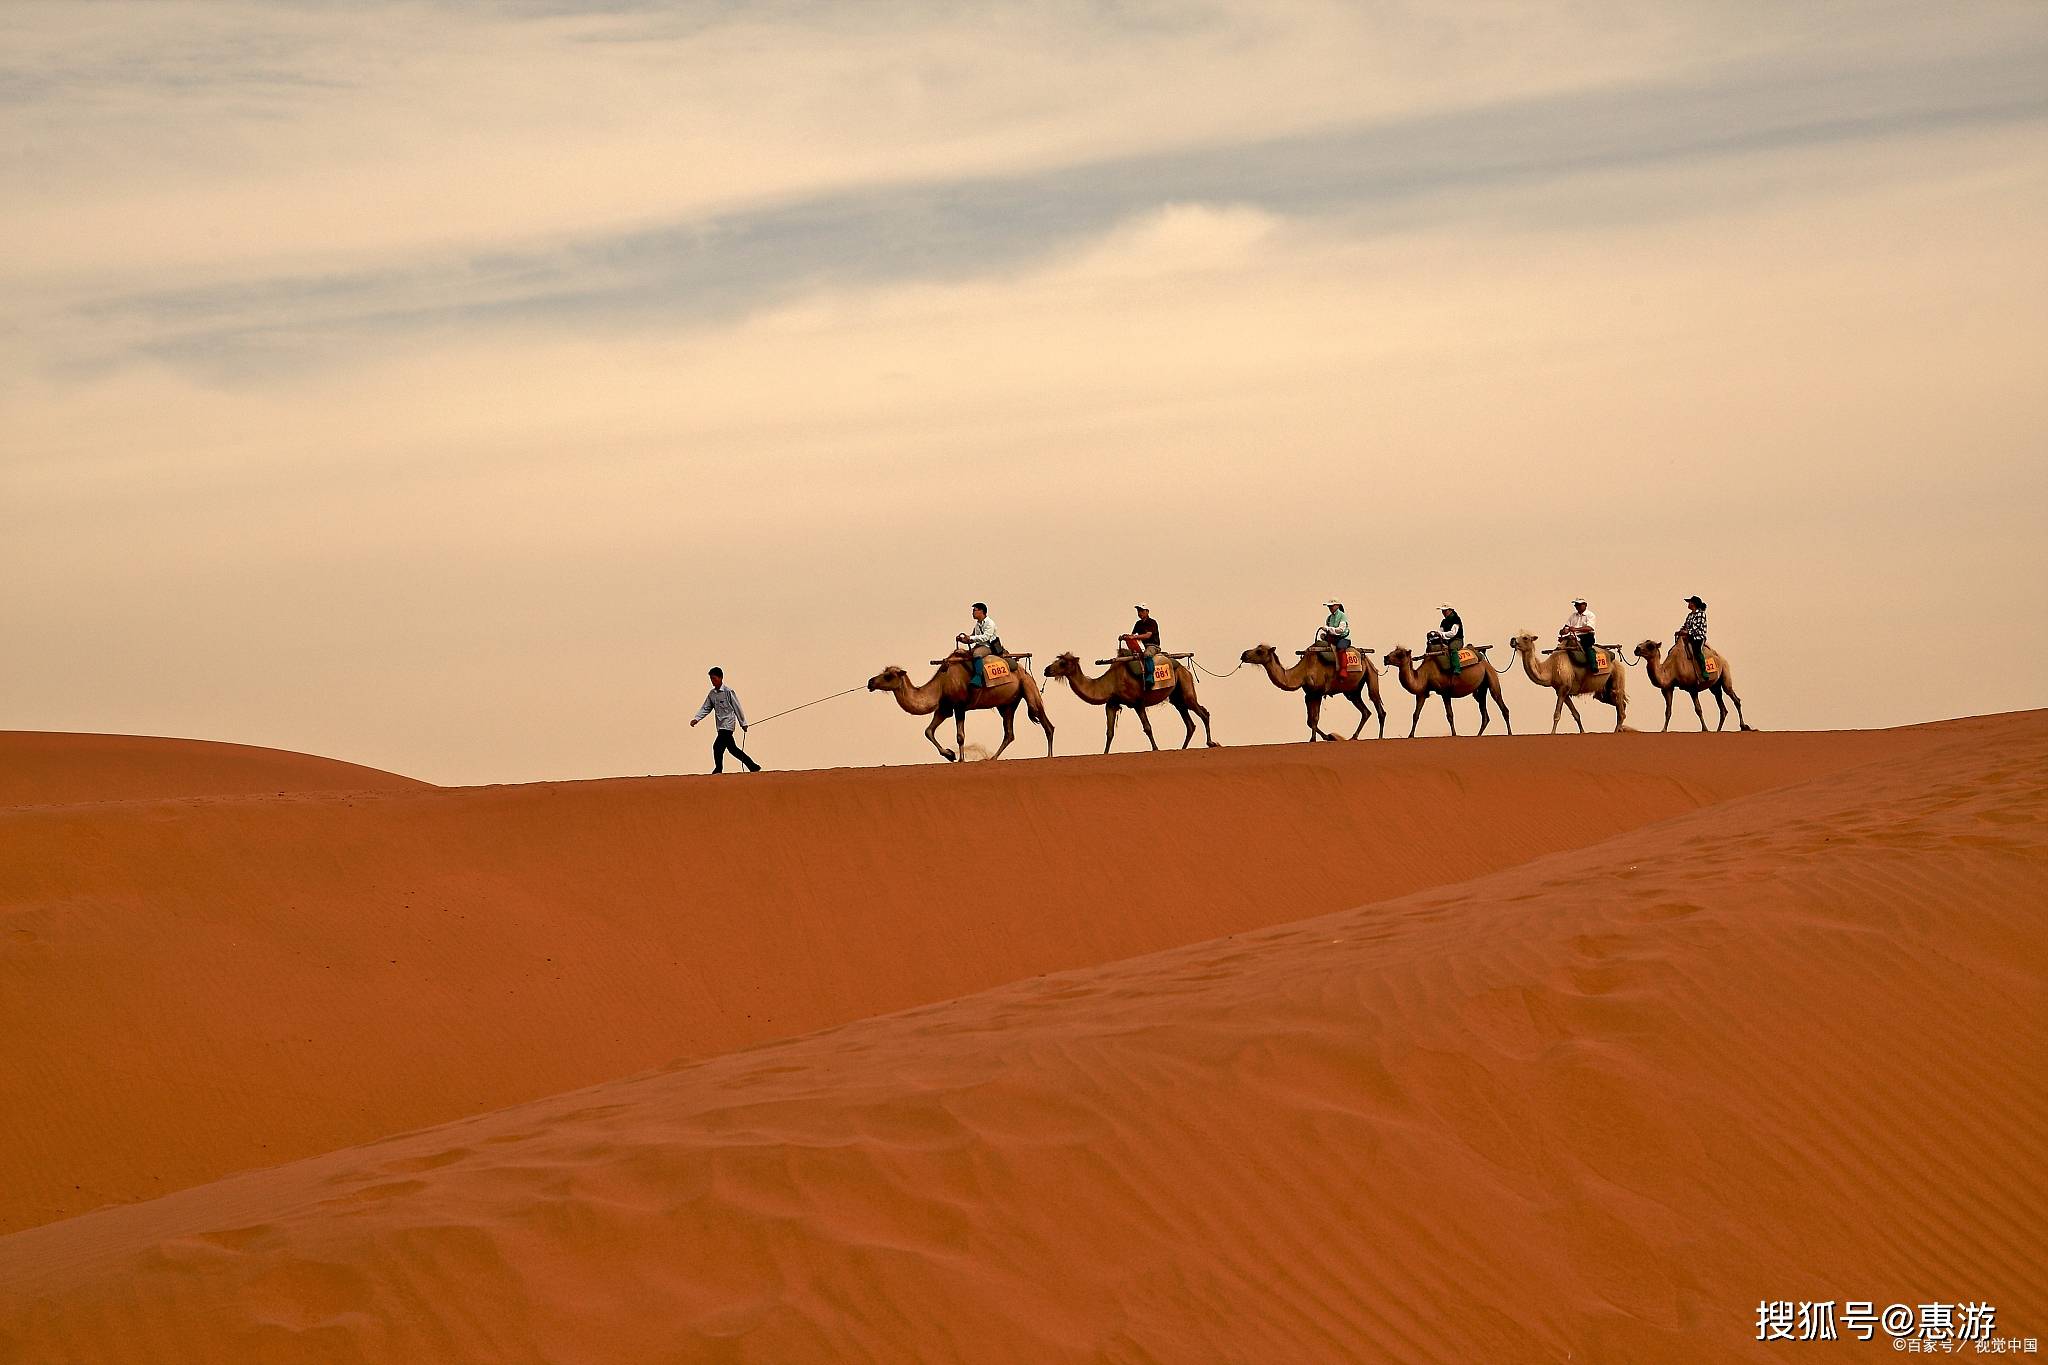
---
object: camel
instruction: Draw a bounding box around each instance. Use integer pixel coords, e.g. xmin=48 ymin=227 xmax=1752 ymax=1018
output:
xmin=867 ymin=653 xmax=1055 ymax=761
xmin=1044 ymin=652 xmax=1219 ymax=752
xmin=1381 ymin=644 xmax=1512 ymax=737
xmin=1634 ymin=638 xmax=1752 ymax=732
xmin=1240 ymin=643 xmax=1387 ymax=741
xmin=1509 ymin=633 xmax=1630 ymax=733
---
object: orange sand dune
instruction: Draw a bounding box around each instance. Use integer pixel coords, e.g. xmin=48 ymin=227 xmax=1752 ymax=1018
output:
xmin=0 ymin=731 xmax=426 ymax=807
xmin=2 ymin=713 xmax=2041 ymax=1362
xmin=0 ymin=722 xmax=1981 ymax=1234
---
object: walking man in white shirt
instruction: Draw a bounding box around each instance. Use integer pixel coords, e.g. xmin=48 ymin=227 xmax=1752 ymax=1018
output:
xmin=690 ymin=667 xmax=762 ymax=773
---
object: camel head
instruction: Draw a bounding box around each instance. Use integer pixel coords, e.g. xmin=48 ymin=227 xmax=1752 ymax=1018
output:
xmin=1044 ymin=652 xmax=1082 ymax=679
xmin=1509 ymin=631 xmax=1539 ymax=653
xmin=1383 ymin=645 xmax=1413 ymax=668
xmin=1633 ymin=639 xmax=1662 ymax=662
xmin=867 ymin=666 xmax=909 ymax=692
xmin=1240 ymin=643 xmax=1279 ymax=665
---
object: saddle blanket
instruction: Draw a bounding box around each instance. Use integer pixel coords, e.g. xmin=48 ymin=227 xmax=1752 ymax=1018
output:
xmin=1332 ymin=648 xmax=1368 ymax=685
xmin=978 ymin=656 xmax=1013 ymax=686
xmin=1122 ymin=652 xmax=1170 ymax=691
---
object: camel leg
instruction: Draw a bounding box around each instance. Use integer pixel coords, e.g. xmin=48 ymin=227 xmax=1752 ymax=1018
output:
xmin=1690 ymin=690 xmax=1709 ymax=731
xmin=1307 ymin=693 xmax=1334 ymax=742
xmin=1712 ymin=683 xmax=1744 ymax=736
xmin=1660 ymin=688 xmax=1674 ymax=733
xmin=1173 ymin=673 xmax=1217 ymax=748
xmin=1026 ymin=685 xmax=1056 ymax=755
xmin=1474 ymin=687 xmax=1491 ymax=737
xmin=1492 ymin=675 xmax=1511 ymax=735
xmin=1407 ymin=692 xmax=1427 ymax=738
xmin=1724 ymin=682 xmax=1752 ymax=731
xmin=1550 ymin=693 xmax=1565 ymax=735
xmin=1708 ymin=685 xmax=1732 ymax=732
xmin=1561 ymin=694 xmax=1584 ymax=734
xmin=1345 ymin=691 xmax=1370 ymax=740
xmin=990 ymin=700 xmax=1018 ymax=760
xmin=925 ymin=707 xmax=957 ymax=762
xmin=1134 ymin=703 xmax=1159 ymax=752
xmin=1103 ymin=701 xmax=1120 ymax=755
xmin=1443 ymin=691 xmax=1459 ymax=737
xmin=1369 ymin=678 xmax=1387 ymax=738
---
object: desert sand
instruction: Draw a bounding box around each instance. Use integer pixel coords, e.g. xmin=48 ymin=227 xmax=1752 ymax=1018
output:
xmin=2 ymin=715 xmax=2042 ymax=1361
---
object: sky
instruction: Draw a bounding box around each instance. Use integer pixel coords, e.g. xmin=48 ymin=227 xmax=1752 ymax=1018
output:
xmin=3 ymin=0 xmax=2044 ymax=782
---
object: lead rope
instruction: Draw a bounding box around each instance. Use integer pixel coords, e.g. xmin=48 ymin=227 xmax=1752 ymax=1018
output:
xmin=1189 ymin=654 xmax=1246 ymax=679
xmin=743 ymin=682 xmax=867 ymax=731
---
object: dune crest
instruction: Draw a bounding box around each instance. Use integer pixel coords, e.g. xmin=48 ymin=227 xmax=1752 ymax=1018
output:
xmin=0 ymin=732 xmax=426 ymax=808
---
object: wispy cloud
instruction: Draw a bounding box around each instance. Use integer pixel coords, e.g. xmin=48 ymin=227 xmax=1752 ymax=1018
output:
xmin=25 ymin=19 xmax=2048 ymax=379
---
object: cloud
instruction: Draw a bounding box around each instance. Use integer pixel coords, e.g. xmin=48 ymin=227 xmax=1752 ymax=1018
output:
xmin=11 ymin=8 xmax=2044 ymax=383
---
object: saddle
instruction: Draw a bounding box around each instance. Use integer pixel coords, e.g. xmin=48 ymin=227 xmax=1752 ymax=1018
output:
xmin=1138 ymin=655 xmax=1176 ymax=692
xmin=940 ymin=649 xmax=1018 ymax=688
xmin=1672 ymin=634 xmax=1721 ymax=683
xmin=1432 ymin=646 xmax=1485 ymax=674
xmin=1547 ymin=641 xmax=1621 ymax=676
xmin=1305 ymin=645 xmax=1369 ymax=687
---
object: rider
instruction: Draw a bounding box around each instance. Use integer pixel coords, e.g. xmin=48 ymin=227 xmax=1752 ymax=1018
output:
xmin=1120 ymin=603 xmax=1162 ymax=688
xmin=1427 ymin=604 xmax=1465 ymax=665
xmin=956 ymin=602 xmax=1004 ymax=688
xmin=1679 ymin=595 xmax=1709 ymax=672
xmin=1317 ymin=599 xmax=1351 ymax=652
xmin=1561 ymin=597 xmax=1599 ymax=669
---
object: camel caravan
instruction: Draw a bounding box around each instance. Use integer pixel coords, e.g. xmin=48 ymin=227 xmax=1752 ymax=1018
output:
xmin=866 ymin=595 xmax=1750 ymax=761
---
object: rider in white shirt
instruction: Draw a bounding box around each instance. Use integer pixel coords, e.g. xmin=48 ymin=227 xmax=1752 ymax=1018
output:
xmin=956 ymin=602 xmax=1003 ymax=687
xmin=1560 ymin=598 xmax=1598 ymax=668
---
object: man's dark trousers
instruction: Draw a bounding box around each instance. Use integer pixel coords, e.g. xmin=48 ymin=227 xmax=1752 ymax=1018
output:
xmin=713 ymin=728 xmax=759 ymax=773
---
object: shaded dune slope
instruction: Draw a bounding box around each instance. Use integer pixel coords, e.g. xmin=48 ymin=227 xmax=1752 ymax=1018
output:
xmin=2 ymin=714 xmax=2041 ymax=1362
xmin=0 ymin=732 xmax=426 ymax=808
xmin=1 ymin=725 xmax=1970 ymax=1233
